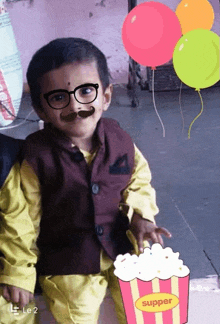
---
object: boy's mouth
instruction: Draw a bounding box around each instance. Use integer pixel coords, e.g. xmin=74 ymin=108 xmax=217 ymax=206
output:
xmin=61 ymin=107 xmax=95 ymax=122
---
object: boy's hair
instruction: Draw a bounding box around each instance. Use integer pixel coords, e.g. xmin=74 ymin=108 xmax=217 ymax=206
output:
xmin=26 ymin=38 xmax=111 ymax=111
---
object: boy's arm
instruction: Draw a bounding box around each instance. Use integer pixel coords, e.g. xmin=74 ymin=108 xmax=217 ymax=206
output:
xmin=0 ymin=162 xmax=38 ymax=293
xmin=120 ymin=145 xmax=171 ymax=252
xmin=20 ymin=159 xmax=42 ymax=246
xmin=120 ymin=144 xmax=159 ymax=223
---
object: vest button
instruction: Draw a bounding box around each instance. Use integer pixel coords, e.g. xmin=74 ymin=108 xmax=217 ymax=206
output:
xmin=91 ymin=183 xmax=100 ymax=194
xmin=95 ymin=225 xmax=104 ymax=236
xmin=71 ymin=151 xmax=84 ymax=162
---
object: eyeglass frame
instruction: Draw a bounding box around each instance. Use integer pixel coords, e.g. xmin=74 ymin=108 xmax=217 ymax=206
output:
xmin=43 ymin=83 xmax=99 ymax=109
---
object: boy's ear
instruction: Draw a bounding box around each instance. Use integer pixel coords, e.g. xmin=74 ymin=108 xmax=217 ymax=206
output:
xmin=34 ymin=105 xmax=49 ymax=122
xmin=103 ymin=83 xmax=113 ymax=111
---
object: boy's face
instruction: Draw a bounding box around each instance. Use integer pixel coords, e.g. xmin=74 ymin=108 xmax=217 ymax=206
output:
xmin=38 ymin=61 xmax=112 ymax=141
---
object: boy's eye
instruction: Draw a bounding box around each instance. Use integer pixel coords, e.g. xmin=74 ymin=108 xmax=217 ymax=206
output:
xmin=79 ymin=87 xmax=94 ymax=96
xmin=50 ymin=93 xmax=67 ymax=102
xmin=75 ymin=86 xmax=97 ymax=104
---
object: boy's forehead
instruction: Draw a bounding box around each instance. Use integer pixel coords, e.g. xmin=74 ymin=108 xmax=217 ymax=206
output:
xmin=40 ymin=61 xmax=101 ymax=92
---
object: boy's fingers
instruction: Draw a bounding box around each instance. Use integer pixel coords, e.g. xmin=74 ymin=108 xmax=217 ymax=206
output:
xmin=10 ymin=287 xmax=20 ymax=304
xmin=136 ymin=234 xmax=144 ymax=253
xmin=150 ymin=232 xmax=159 ymax=244
xmin=29 ymin=292 xmax=34 ymax=301
xmin=156 ymin=227 xmax=172 ymax=238
xmin=1 ymin=286 xmax=33 ymax=309
xmin=2 ymin=286 xmax=10 ymax=301
xmin=156 ymin=234 xmax=164 ymax=247
xmin=19 ymin=292 xmax=28 ymax=309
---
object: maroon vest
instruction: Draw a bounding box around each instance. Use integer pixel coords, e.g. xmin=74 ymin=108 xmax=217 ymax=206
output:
xmin=24 ymin=118 xmax=134 ymax=275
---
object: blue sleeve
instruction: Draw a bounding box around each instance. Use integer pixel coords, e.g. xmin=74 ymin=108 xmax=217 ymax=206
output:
xmin=0 ymin=133 xmax=24 ymax=188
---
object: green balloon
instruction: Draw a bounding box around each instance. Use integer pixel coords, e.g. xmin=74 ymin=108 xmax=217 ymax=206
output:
xmin=173 ymin=29 xmax=220 ymax=90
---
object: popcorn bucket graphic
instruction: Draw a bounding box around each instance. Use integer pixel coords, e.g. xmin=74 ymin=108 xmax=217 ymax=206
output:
xmin=0 ymin=1 xmax=23 ymax=126
xmin=118 ymin=275 xmax=189 ymax=324
xmin=114 ymin=244 xmax=190 ymax=324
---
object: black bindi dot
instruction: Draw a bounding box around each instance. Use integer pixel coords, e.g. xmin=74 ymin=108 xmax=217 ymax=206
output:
xmin=68 ymin=82 xmax=71 ymax=85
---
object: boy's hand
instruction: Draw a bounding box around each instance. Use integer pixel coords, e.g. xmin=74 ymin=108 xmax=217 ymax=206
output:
xmin=130 ymin=213 xmax=172 ymax=253
xmin=1 ymin=284 xmax=34 ymax=309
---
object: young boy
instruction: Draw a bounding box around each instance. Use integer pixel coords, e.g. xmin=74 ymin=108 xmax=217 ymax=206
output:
xmin=21 ymin=37 xmax=171 ymax=324
xmin=0 ymin=133 xmax=37 ymax=323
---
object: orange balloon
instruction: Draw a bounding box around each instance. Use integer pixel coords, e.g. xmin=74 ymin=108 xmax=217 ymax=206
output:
xmin=176 ymin=0 xmax=214 ymax=34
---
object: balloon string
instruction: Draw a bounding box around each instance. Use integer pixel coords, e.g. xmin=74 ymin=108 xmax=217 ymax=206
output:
xmin=188 ymin=89 xmax=203 ymax=139
xmin=179 ymin=82 xmax=185 ymax=133
xmin=152 ymin=69 xmax=165 ymax=137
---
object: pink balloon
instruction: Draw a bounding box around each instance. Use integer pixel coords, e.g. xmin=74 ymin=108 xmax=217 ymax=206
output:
xmin=122 ymin=1 xmax=182 ymax=67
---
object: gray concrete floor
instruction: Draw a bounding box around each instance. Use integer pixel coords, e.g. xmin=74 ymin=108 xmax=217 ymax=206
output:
xmin=110 ymin=85 xmax=220 ymax=280
xmin=0 ymin=84 xmax=220 ymax=322
xmin=34 ymin=276 xmax=220 ymax=324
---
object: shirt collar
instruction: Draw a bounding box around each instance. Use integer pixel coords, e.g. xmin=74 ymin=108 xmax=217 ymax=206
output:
xmin=43 ymin=118 xmax=105 ymax=152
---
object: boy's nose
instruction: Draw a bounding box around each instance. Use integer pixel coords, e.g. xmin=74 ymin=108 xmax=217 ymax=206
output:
xmin=67 ymin=94 xmax=81 ymax=112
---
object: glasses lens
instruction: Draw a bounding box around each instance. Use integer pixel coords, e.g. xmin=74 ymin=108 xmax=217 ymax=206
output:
xmin=48 ymin=92 xmax=69 ymax=109
xmin=75 ymin=85 xmax=97 ymax=104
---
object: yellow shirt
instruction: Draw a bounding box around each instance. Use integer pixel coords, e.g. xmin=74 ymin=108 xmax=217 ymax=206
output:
xmin=0 ymin=162 xmax=37 ymax=293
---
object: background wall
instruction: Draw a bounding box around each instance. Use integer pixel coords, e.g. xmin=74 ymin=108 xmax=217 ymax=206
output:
xmin=5 ymin=0 xmax=220 ymax=85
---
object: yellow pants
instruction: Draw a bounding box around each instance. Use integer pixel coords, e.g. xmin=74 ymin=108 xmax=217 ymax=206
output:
xmin=0 ymin=288 xmax=38 ymax=324
xmin=0 ymin=233 xmax=147 ymax=323
xmin=38 ymin=231 xmax=149 ymax=324
xmin=39 ymin=263 xmax=127 ymax=324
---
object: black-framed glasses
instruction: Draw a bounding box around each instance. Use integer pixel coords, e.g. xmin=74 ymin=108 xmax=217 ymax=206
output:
xmin=43 ymin=83 xmax=99 ymax=109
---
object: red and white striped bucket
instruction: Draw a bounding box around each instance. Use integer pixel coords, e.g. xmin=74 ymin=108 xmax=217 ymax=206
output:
xmin=119 ymin=275 xmax=189 ymax=324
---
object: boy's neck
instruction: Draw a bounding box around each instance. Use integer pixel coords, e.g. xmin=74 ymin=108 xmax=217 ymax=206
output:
xmin=70 ymin=136 xmax=96 ymax=153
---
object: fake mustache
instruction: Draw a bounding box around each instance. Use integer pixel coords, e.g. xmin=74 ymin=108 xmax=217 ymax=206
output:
xmin=61 ymin=106 xmax=95 ymax=122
